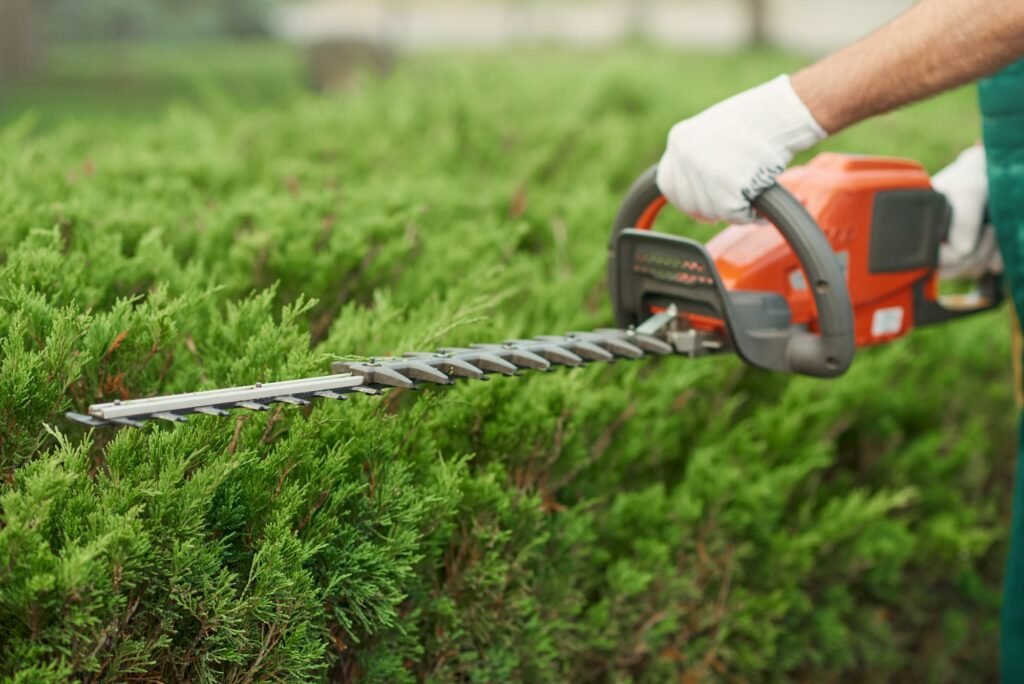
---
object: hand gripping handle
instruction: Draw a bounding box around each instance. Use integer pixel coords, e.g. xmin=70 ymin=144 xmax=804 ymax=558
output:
xmin=609 ymin=165 xmax=855 ymax=377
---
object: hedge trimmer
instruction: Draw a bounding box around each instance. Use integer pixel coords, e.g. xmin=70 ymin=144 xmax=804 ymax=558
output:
xmin=67 ymin=153 xmax=1001 ymax=428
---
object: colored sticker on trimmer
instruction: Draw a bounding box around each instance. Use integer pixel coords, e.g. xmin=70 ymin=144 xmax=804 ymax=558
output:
xmin=871 ymin=307 xmax=904 ymax=336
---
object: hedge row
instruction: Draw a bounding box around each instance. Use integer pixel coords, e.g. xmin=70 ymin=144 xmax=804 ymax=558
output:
xmin=0 ymin=47 xmax=1015 ymax=682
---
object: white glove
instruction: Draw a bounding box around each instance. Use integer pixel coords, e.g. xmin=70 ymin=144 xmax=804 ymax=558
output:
xmin=933 ymin=145 xmax=1002 ymax=280
xmin=656 ymin=75 xmax=827 ymax=223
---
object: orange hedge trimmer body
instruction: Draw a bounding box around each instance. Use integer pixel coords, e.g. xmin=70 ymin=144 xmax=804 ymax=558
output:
xmin=615 ymin=153 xmax=1000 ymax=353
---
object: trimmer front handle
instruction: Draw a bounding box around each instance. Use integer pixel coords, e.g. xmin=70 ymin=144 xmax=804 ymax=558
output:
xmin=608 ymin=165 xmax=855 ymax=378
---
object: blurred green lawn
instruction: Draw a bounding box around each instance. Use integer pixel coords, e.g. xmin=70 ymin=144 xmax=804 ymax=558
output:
xmin=0 ymin=40 xmax=980 ymax=150
xmin=0 ymin=42 xmax=306 ymax=128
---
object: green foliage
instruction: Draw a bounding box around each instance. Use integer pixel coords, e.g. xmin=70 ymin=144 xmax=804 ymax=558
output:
xmin=0 ymin=46 xmax=1014 ymax=682
xmin=0 ymin=43 xmax=304 ymax=131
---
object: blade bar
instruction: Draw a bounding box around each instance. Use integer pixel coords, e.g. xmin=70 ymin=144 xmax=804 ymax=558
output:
xmin=87 ymin=374 xmax=366 ymax=420
xmin=70 ymin=319 xmax=699 ymax=429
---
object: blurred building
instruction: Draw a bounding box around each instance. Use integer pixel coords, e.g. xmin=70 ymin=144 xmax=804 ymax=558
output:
xmin=275 ymin=0 xmax=916 ymax=55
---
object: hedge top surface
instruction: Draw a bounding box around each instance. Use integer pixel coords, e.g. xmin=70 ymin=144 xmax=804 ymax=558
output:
xmin=0 ymin=45 xmax=1014 ymax=683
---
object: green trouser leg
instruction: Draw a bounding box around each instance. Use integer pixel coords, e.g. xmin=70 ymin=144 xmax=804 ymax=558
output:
xmin=1005 ymin=418 xmax=1024 ymax=682
xmin=979 ymin=59 xmax=1024 ymax=682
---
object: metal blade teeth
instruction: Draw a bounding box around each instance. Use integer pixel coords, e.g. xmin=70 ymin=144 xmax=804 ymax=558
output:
xmin=404 ymin=352 xmax=484 ymax=380
xmin=437 ymin=348 xmax=518 ymax=375
xmin=236 ymin=401 xmax=270 ymax=411
xmin=437 ymin=357 xmax=484 ymax=379
xmin=195 ymin=406 xmax=230 ymax=417
xmin=400 ymin=361 xmax=451 ymax=385
xmin=313 ymin=390 xmax=348 ymax=400
xmin=152 ymin=412 xmax=188 ymax=423
xmin=570 ymin=331 xmax=645 ymax=359
xmin=594 ymin=328 xmax=673 ymax=356
xmin=274 ymin=396 xmax=311 ymax=406
xmin=331 ymin=362 xmax=415 ymax=389
xmin=66 ymin=412 xmax=109 ymax=427
xmin=111 ymin=417 xmax=146 ymax=428
xmin=69 ymin=325 xmax=680 ymax=429
xmin=536 ymin=335 xmax=615 ymax=362
xmin=504 ymin=341 xmax=583 ymax=367
xmin=471 ymin=344 xmax=551 ymax=371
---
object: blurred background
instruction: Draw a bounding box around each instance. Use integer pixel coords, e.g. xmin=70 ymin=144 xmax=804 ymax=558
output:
xmin=0 ymin=0 xmax=915 ymax=126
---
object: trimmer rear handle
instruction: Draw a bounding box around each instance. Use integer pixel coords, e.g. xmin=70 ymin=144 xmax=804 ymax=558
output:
xmin=609 ymin=165 xmax=855 ymax=378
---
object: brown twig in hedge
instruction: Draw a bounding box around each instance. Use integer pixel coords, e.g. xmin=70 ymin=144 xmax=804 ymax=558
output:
xmin=550 ymin=402 xmax=636 ymax=491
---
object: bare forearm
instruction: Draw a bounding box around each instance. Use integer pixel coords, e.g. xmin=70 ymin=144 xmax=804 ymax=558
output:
xmin=791 ymin=0 xmax=1024 ymax=133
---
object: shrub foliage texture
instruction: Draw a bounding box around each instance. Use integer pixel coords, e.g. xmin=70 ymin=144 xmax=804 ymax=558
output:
xmin=0 ymin=49 xmax=1017 ymax=682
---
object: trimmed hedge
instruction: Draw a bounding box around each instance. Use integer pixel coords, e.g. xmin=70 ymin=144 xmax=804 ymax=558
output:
xmin=0 ymin=47 xmax=1016 ymax=682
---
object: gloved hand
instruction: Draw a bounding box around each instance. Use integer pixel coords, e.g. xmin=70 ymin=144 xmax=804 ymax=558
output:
xmin=656 ymin=75 xmax=827 ymax=223
xmin=932 ymin=145 xmax=1003 ymax=279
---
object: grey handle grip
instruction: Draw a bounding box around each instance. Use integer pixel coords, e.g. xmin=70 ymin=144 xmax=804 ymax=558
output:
xmin=610 ymin=165 xmax=854 ymax=377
